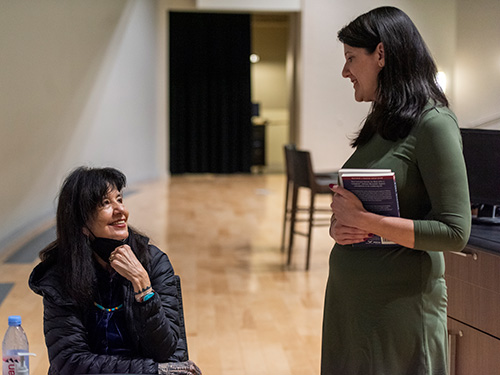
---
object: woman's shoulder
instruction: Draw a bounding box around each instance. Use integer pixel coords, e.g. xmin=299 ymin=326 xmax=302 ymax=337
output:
xmin=418 ymin=105 xmax=459 ymax=129
xmin=146 ymin=241 xmax=169 ymax=259
xmin=411 ymin=105 xmax=463 ymax=155
xmin=412 ymin=105 xmax=460 ymax=140
xmin=29 ymin=256 xmax=58 ymax=288
xmin=147 ymin=243 xmax=175 ymax=274
xmin=29 ymin=256 xmax=71 ymax=304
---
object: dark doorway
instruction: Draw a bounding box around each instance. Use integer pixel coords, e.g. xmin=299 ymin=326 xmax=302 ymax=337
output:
xmin=169 ymin=12 xmax=252 ymax=174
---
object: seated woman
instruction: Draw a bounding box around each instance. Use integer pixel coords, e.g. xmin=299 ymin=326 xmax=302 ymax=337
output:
xmin=29 ymin=166 xmax=201 ymax=375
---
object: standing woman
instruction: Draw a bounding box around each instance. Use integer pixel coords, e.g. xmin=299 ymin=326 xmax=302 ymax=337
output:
xmin=323 ymin=7 xmax=471 ymax=375
xmin=29 ymin=167 xmax=201 ymax=375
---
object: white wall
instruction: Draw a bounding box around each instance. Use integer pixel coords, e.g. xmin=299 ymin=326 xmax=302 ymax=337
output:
xmin=0 ymin=0 xmax=164 ymax=248
xmin=454 ymin=0 xmax=500 ymax=129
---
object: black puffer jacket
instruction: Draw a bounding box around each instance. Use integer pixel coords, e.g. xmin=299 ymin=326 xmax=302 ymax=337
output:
xmin=29 ymin=238 xmax=187 ymax=374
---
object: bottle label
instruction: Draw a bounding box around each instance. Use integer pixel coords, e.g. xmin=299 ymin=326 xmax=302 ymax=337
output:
xmin=2 ymin=350 xmax=28 ymax=375
xmin=3 ymin=355 xmax=19 ymax=375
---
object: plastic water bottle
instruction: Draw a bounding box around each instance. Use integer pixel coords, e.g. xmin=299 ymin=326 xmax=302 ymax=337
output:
xmin=2 ymin=316 xmax=29 ymax=375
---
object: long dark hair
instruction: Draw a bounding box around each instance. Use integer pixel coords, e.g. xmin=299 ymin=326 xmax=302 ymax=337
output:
xmin=338 ymin=6 xmax=448 ymax=147
xmin=40 ymin=166 xmax=150 ymax=306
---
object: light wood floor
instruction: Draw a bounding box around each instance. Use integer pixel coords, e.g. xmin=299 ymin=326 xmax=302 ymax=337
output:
xmin=1 ymin=173 xmax=336 ymax=375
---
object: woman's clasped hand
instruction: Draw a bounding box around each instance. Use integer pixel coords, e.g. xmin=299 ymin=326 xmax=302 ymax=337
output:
xmin=328 ymin=184 xmax=373 ymax=245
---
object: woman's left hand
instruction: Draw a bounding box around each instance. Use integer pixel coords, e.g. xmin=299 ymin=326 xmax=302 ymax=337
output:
xmin=109 ymin=245 xmax=150 ymax=290
xmin=159 ymin=360 xmax=202 ymax=375
xmin=328 ymin=184 xmax=373 ymax=245
xmin=330 ymin=184 xmax=367 ymax=227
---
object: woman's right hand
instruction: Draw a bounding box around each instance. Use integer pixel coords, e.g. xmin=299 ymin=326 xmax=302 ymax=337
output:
xmin=109 ymin=244 xmax=151 ymax=293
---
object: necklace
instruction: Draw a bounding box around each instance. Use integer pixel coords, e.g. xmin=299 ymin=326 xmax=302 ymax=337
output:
xmin=94 ymin=301 xmax=123 ymax=312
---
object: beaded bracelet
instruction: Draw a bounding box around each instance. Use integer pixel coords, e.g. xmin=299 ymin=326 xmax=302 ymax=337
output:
xmin=135 ymin=290 xmax=155 ymax=303
xmin=134 ymin=287 xmax=154 ymax=303
xmin=134 ymin=285 xmax=151 ymax=295
xmin=142 ymin=291 xmax=155 ymax=302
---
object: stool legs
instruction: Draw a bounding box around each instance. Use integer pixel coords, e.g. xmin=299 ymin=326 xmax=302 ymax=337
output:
xmin=287 ymin=185 xmax=299 ymax=265
xmin=305 ymin=193 xmax=315 ymax=270
xmin=280 ymin=180 xmax=292 ymax=252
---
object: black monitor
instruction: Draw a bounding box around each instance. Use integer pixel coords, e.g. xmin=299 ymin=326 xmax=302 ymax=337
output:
xmin=460 ymin=128 xmax=500 ymax=224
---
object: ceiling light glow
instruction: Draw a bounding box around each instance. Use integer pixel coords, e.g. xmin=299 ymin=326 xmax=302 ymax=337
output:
xmin=250 ymin=54 xmax=260 ymax=63
xmin=436 ymin=71 xmax=447 ymax=93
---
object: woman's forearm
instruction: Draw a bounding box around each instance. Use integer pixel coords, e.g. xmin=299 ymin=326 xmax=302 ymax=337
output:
xmin=331 ymin=184 xmax=415 ymax=248
xmin=358 ymin=211 xmax=415 ymax=248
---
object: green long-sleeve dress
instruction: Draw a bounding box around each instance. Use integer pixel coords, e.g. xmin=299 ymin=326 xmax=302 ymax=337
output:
xmin=321 ymin=105 xmax=471 ymax=375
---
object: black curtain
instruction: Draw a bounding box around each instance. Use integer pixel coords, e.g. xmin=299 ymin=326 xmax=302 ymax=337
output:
xmin=169 ymin=12 xmax=252 ymax=174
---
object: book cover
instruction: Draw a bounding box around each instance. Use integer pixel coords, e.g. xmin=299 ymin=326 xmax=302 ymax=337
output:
xmin=338 ymin=168 xmax=400 ymax=246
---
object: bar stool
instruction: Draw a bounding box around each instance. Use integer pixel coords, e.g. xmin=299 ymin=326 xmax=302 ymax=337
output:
xmin=286 ymin=149 xmax=338 ymax=270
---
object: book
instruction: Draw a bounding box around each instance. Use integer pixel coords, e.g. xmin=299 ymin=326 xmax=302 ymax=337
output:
xmin=338 ymin=168 xmax=400 ymax=246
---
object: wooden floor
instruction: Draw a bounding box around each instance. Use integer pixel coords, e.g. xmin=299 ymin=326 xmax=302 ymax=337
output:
xmin=1 ymin=173 xmax=336 ymax=375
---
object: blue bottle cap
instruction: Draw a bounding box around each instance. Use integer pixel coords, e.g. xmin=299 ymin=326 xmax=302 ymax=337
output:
xmin=8 ymin=315 xmax=21 ymax=326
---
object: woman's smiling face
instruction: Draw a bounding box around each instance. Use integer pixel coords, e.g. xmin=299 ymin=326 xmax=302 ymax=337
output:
xmin=86 ymin=186 xmax=129 ymax=240
xmin=342 ymin=43 xmax=385 ymax=102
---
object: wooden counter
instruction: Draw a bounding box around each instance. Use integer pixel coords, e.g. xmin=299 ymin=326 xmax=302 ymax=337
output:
xmin=444 ymin=224 xmax=500 ymax=374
